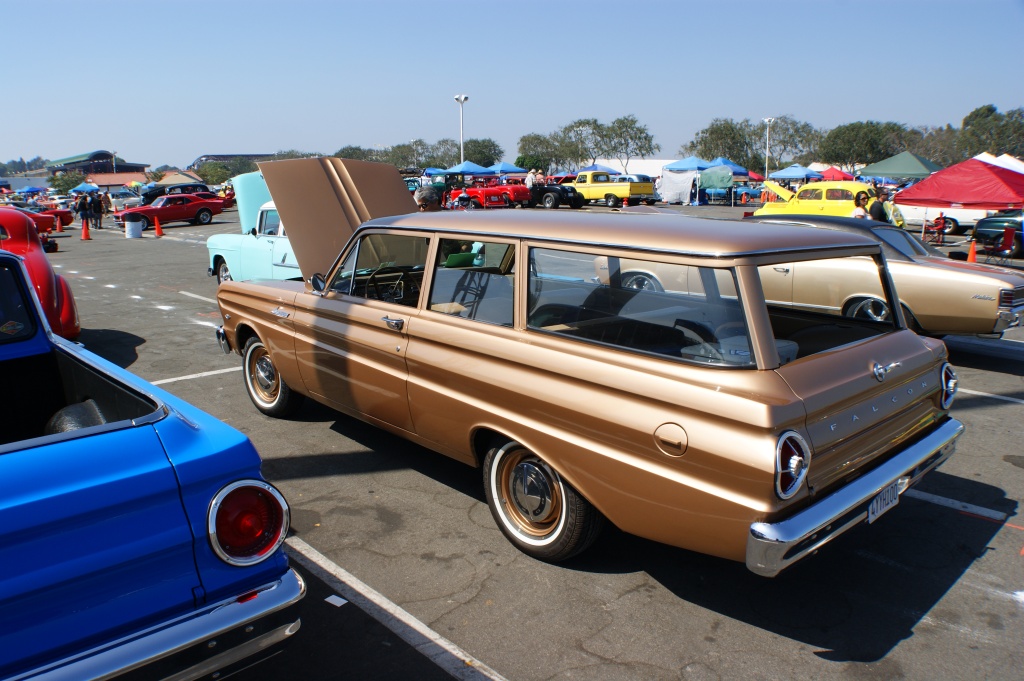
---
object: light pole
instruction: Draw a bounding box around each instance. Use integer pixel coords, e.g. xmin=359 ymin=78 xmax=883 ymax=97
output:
xmin=454 ymin=94 xmax=469 ymax=163
xmin=762 ymin=118 xmax=775 ymax=180
xmin=112 ymin=151 xmax=117 ymax=174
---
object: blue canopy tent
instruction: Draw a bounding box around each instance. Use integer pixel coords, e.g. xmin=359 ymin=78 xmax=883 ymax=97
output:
xmin=488 ymin=162 xmax=526 ymax=174
xmin=17 ymin=186 xmax=46 ymax=194
xmin=423 ymin=167 xmax=448 ymax=176
xmin=769 ymin=164 xmax=823 ymax=180
xmin=72 ymin=182 xmax=101 ymax=193
xmin=577 ymin=163 xmax=620 ymax=174
xmin=663 ymin=156 xmax=711 ymax=171
xmin=708 ymin=157 xmax=749 ymax=176
xmin=442 ymin=161 xmax=497 ymax=175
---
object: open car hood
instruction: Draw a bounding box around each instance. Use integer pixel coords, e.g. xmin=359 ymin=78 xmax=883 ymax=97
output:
xmin=761 ymin=181 xmax=793 ymax=202
xmin=258 ymin=157 xmax=416 ymax=281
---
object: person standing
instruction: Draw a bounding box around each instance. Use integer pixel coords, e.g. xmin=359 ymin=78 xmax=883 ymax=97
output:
xmin=76 ymin=193 xmax=91 ymax=230
xmin=869 ymin=188 xmax=890 ymax=223
xmin=89 ymin=193 xmax=105 ymax=229
xmin=851 ymin=191 xmax=869 ymax=219
xmin=101 ymin=191 xmax=112 ymax=216
xmin=525 ymin=169 xmax=536 ymax=190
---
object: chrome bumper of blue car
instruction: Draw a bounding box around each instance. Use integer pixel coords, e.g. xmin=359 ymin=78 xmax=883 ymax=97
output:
xmin=746 ymin=418 xmax=964 ymax=577
xmin=16 ymin=569 xmax=305 ymax=681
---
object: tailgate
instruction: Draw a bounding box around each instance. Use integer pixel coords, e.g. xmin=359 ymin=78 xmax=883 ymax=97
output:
xmin=775 ymin=330 xmax=947 ymax=495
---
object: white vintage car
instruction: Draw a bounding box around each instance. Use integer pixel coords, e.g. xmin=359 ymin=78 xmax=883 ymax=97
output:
xmin=894 ymin=199 xmax=993 ymax=235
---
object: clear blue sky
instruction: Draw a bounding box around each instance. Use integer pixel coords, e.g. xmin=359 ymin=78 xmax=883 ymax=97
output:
xmin=7 ymin=0 xmax=1022 ymax=169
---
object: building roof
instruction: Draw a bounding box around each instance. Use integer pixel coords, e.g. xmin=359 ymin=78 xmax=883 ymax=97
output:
xmin=85 ymin=172 xmax=150 ymax=187
xmin=47 ymin=151 xmax=114 ymax=167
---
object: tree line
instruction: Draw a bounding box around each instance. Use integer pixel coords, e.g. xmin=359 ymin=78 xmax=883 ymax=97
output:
xmin=679 ymin=104 xmax=1024 ymax=175
xmin=515 ymin=116 xmax=659 ymax=174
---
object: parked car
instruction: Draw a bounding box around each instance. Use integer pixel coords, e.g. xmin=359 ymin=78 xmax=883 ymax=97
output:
xmin=114 ymin=193 xmax=224 ymax=229
xmin=208 ymin=200 xmax=298 ymax=283
xmin=446 ymin=178 xmax=532 ymax=209
xmin=194 ymin=190 xmax=235 ymax=209
xmin=571 ymin=170 xmax=656 ymax=207
xmin=530 ymin=179 xmax=586 ymax=209
xmin=755 ymin=181 xmax=905 ymax=226
xmin=0 ymin=207 xmax=79 ymax=338
xmin=894 ymin=200 xmax=993 ymax=236
xmin=141 ymin=182 xmax=211 ymax=205
xmin=214 ymin=157 xmax=963 ymax=577
xmin=16 ymin=203 xmax=74 ymax=227
xmin=746 ymin=214 xmax=1024 ymax=337
xmin=0 ymin=249 xmax=303 ymax=680
xmin=108 ymin=189 xmax=142 ymax=211
xmin=971 ymin=209 xmax=1023 ymax=258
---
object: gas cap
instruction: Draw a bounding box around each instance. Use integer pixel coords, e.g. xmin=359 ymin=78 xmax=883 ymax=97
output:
xmin=654 ymin=423 xmax=688 ymax=457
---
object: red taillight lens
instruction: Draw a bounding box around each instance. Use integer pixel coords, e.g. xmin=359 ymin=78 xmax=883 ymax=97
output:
xmin=209 ymin=481 xmax=289 ymax=566
xmin=776 ymin=432 xmax=810 ymax=500
xmin=998 ymin=289 xmax=1015 ymax=308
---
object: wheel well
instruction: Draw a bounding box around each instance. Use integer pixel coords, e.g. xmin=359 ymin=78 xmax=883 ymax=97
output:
xmin=232 ymin=323 xmax=259 ymax=356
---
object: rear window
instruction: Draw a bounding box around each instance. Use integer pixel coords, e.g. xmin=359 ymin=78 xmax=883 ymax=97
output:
xmin=825 ymin=188 xmax=854 ymax=201
xmin=527 ymin=247 xmax=753 ymax=367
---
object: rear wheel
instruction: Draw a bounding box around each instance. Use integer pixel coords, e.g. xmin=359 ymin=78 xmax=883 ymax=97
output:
xmin=605 ymin=195 xmax=620 ymax=208
xmin=846 ymin=297 xmax=890 ymax=323
xmin=570 ymin=195 xmax=585 ymax=209
xmin=243 ymin=336 xmax=303 ymax=417
xmin=645 ymin=200 xmax=657 ymax=206
xmin=471 ymin=199 xmax=483 ymax=209
xmin=940 ymin=217 xmax=964 ymax=235
xmin=484 ymin=440 xmax=604 ymax=562
xmin=194 ymin=209 xmax=213 ymax=225
xmin=542 ymin=193 xmax=560 ymax=209
xmin=621 ymin=271 xmax=663 ymax=291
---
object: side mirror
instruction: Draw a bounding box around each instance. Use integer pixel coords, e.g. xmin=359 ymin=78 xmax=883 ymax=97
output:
xmin=311 ymin=273 xmax=326 ymax=295
xmin=249 ymin=227 xmax=257 ymax=236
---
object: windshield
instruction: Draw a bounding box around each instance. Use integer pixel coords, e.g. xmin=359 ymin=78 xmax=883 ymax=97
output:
xmin=0 ymin=262 xmax=37 ymax=343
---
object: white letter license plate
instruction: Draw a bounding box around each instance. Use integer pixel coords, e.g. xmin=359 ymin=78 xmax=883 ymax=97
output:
xmin=868 ymin=479 xmax=901 ymax=523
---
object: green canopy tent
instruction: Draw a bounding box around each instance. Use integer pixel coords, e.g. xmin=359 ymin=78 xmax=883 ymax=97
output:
xmin=698 ymin=165 xmax=736 ymax=204
xmin=857 ymin=151 xmax=942 ymax=179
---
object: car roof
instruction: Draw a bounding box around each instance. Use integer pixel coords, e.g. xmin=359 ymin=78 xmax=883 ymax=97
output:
xmin=372 ymin=210 xmax=880 ymax=260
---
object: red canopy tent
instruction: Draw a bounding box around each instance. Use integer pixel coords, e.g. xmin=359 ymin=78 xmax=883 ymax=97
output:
xmin=894 ymin=158 xmax=1024 ymax=210
xmin=820 ymin=166 xmax=853 ymax=181
xmin=747 ymin=170 xmax=765 ymax=181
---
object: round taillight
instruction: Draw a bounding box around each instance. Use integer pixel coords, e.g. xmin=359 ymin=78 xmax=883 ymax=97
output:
xmin=940 ymin=362 xmax=958 ymax=410
xmin=208 ymin=481 xmax=289 ymax=566
xmin=776 ymin=432 xmax=811 ymax=500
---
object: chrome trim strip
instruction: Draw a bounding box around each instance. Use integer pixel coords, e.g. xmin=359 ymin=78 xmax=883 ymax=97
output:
xmin=746 ymin=419 xmax=964 ymax=577
xmin=12 ymin=569 xmax=305 ymax=681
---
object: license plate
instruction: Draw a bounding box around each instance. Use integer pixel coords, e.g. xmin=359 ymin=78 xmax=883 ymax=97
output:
xmin=868 ymin=479 xmax=901 ymax=523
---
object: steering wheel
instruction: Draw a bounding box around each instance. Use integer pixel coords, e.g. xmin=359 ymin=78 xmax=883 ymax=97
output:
xmin=675 ymin=319 xmax=724 ymax=361
xmin=366 ymin=267 xmax=408 ymax=303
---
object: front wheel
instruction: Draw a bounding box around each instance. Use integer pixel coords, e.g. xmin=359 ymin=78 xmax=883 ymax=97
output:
xmin=216 ymin=259 xmax=232 ymax=284
xmin=484 ymin=440 xmax=604 ymax=562
xmin=243 ymin=336 xmax=303 ymax=417
xmin=137 ymin=215 xmax=150 ymax=230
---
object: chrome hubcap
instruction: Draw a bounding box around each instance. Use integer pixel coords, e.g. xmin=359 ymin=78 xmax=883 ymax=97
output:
xmin=510 ymin=461 xmax=554 ymax=521
xmin=254 ymin=356 xmax=276 ymax=392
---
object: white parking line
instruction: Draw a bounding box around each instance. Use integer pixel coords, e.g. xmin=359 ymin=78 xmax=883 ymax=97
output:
xmin=958 ymin=388 xmax=1024 ymax=406
xmin=904 ymin=489 xmax=1008 ymax=521
xmin=179 ymin=290 xmax=217 ymax=305
xmin=285 ymin=537 xmax=508 ymax=681
xmin=151 ymin=367 xmax=241 ymax=385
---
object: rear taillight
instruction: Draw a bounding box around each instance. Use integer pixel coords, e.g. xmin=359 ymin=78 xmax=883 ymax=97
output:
xmin=940 ymin=362 xmax=958 ymax=410
xmin=776 ymin=432 xmax=810 ymax=500
xmin=999 ymin=289 xmax=1015 ymax=308
xmin=208 ymin=480 xmax=289 ymax=566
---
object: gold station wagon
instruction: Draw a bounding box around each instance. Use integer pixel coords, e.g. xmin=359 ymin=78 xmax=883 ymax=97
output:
xmin=215 ymin=158 xmax=963 ymax=577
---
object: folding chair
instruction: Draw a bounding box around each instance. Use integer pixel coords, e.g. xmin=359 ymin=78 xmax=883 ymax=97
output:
xmin=982 ymin=226 xmax=1017 ymax=266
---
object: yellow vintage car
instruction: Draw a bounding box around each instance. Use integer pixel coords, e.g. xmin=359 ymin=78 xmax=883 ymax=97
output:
xmin=754 ymin=181 xmax=904 ymax=226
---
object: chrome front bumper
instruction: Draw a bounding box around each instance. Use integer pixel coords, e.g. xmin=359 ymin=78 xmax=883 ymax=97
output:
xmin=746 ymin=418 xmax=964 ymax=577
xmin=17 ymin=569 xmax=305 ymax=681
xmin=216 ymin=325 xmax=232 ymax=354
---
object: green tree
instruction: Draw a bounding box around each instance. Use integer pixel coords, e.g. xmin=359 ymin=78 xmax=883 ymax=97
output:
xmin=679 ymin=117 xmax=754 ymax=166
xmin=905 ymin=125 xmax=962 ymax=168
xmin=603 ymin=115 xmax=659 ymax=173
xmin=48 ymin=171 xmax=86 ymax=195
xmin=818 ymin=121 xmax=909 ymax=172
xmin=423 ymin=138 xmax=460 ymax=169
xmin=147 ymin=170 xmax=166 ymax=182
xmin=195 ymin=162 xmax=232 ymax=185
xmin=463 ymin=138 xmax=504 ymax=167
xmin=334 ymin=145 xmax=374 ymax=160
xmin=557 ymin=119 xmax=606 ymax=169
xmin=516 ymin=133 xmax=558 ymax=172
xmin=959 ymin=105 xmax=1024 ymax=158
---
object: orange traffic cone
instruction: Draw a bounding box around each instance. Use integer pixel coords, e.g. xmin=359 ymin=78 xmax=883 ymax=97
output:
xmin=967 ymin=239 xmax=977 ymax=263
xmin=80 ymin=217 xmax=91 ymax=241
xmin=153 ymin=216 xmax=164 ymax=237
xmin=55 ymin=218 xmax=64 ymax=233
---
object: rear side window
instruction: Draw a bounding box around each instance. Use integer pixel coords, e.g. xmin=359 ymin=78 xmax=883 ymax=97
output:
xmin=825 ymin=188 xmax=854 ymax=201
xmin=797 ymin=188 xmax=822 ymax=200
xmin=428 ymin=238 xmax=515 ymax=326
xmin=527 ymin=247 xmax=751 ymax=367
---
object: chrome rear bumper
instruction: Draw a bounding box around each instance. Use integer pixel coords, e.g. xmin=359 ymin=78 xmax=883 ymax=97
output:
xmin=746 ymin=418 xmax=964 ymax=577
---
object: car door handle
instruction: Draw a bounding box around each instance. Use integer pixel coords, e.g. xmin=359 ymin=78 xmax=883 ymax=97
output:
xmin=382 ymin=316 xmax=404 ymax=331
xmin=773 ymin=267 xmax=790 ymax=273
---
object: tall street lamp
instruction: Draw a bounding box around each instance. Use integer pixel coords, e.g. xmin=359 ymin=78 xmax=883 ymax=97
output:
xmin=454 ymin=94 xmax=469 ymax=163
xmin=762 ymin=117 xmax=775 ymax=180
